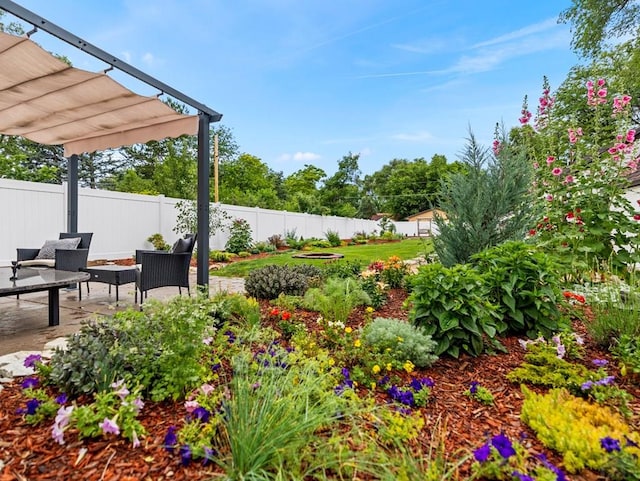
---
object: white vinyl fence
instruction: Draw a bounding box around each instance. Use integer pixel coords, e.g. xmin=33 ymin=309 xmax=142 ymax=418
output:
xmin=0 ymin=178 xmax=418 ymax=266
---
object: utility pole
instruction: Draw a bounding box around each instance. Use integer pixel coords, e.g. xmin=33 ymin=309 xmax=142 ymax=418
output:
xmin=214 ymin=133 xmax=219 ymax=203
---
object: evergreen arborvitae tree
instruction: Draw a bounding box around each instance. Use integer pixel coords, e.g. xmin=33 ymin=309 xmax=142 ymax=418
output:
xmin=433 ymin=130 xmax=534 ymax=266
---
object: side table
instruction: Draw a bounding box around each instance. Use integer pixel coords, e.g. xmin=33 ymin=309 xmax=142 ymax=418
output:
xmin=80 ymin=265 xmax=138 ymax=304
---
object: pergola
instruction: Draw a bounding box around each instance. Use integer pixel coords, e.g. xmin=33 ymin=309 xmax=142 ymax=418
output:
xmin=0 ymin=0 xmax=222 ymax=290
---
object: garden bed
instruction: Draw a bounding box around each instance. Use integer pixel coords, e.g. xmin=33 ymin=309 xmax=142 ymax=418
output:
xmin=0 ymin=290 xmax=636 ymax=480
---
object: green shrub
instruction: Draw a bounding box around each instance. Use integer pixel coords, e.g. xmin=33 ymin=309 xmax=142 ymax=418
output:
xmin=252 ymin=241 xmax=276 ymax=253
xmin=146 ymin=233 xmax=170 ymax=250
xmin=359 ymin=275 xmax=387 ymax=309
xmin=507 ymin=341 xmax=590 ymax=390
xmin=321 ymin=259 xmax=363 ymax=279
xmin=307 ymin=238 xmax=332 ymax=248
xmin=210 ymin=250 xmax=232 ymax=262
xmin=245 ymin=264 xmax=314 ymax=300
xmin=471 ymin=241 xmax=566 ymax=338
xmin=225 ymin=218 xmax=253 ymax=254
xmin=362 ymin=317 xmax=438 ymax=368
xmin=613 ymin=334 xmax=640 ymax=380
xmin=44 ymin=296 xmax=227 ymax=400
xmin=303 ymin=277 xmax=371 ymax=323
xmin=324 ymin=229 xmax=342 ymax=247
xmin=408 ymin=263 xmax=504 ymax=357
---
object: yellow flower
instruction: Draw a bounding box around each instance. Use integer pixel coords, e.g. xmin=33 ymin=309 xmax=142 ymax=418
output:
xmin=371 ymin=382 xmax=377 ymax=390
xmin=397 ymin=336 xmax=404 ymax=343
xmin=372 ymin=365 xmax=381 ymax=374
xmin=386 ymin=363 xmax=392 ymax=372
xmin=354 ymin=339 xmax=361 ymax=347
xmin=328 ymin=358 xmax=335 ymax=366
xmin=345 ymin=326 xmax=353 ymax=334
xmin=403 ymin=360 xmax=415 ymax=373
xmin=365 ymin=307 xmax=374 ymax=314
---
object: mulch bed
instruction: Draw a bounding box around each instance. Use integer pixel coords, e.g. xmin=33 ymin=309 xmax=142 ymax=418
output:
xmin=0 ymin=290 xmax=638 ymax=480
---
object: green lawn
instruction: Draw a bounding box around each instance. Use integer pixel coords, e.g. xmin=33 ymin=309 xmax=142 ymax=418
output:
xmin=211 ymin=237 xmax=433 ymax=277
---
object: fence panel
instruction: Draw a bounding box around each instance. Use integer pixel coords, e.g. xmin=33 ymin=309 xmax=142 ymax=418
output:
xmin=0 ymin=179 xmax=419 ymax=265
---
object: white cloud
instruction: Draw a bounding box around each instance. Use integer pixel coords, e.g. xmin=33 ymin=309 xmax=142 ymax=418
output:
xmin=472 ymin=18 xmax=558 ymax=49
xmin=358 ymin=147 xmax=373 ymax=157
xmin=278 ymin=152 xmax=322 ymax=162
xmin=142 ymin=52 xmax=155 ymax=66
xmin=391 ymin=131 xmax=433 ymax=142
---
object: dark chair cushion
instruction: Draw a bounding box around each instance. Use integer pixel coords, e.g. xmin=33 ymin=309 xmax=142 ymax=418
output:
xmin=171 ymin=236 xmax=194 ymax=254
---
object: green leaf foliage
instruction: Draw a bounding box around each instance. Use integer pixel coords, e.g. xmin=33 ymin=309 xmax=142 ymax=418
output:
xmin=471 ymin=241 xmax=567 ymax=338
xmin=408 ymin=263 xmax=504 ymax=357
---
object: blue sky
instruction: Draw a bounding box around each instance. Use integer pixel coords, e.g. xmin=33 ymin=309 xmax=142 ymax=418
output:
xmin=6 ymin=1 xmax=580 ymax=177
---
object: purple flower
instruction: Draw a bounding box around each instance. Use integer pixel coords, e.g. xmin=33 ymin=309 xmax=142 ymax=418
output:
xmin=224 ymin=330 xmax=236 ymax=343
xmin=341 ymin=367 xmax=351 ymax=379
xmin=202 ymin=446 xmax=217 ymax=466
xmin=99 ymin=417 xmax=120 ymax=435
xmin=473 ymin=443 xmax=491 ymax=462
xmin=469 ymin=381 xmax=479 ymax=395
xmin=179 ymin=444 xmax=192 ymax=466
xmin=592 ymin=359 xmax=608 ymax=367
xmin=536 ymin=453 xmax=566 ymax=481
xmin=409 ymin=377 xmax=434 ymax=391
xmin=193 ymin=407 xmax=211 ymax=423
xmin=164 ymin=426 xmax=178 ymax=453
xmin=596 ymin=375 xmax=615 ymax=386
xmin=25 ymin=398 xmax=41 ymax=415
xmin=111 ymin=379 xmax=130 ymax=400
xmin=625 ymin=435 xmax=639 ymax=448
xmin=21 ymin=377 xmax=39 ymax=389
xmin=491 ymin=433 xmax=516 ymax=459
xmin=512 ymin=471 xmax=534 ymax=481
xmin=601 ymin=436 xmax=621 ymax=453
xmin=23 ymin=354 xmax=42 ymax=368
xmin=55 ymin=393 xmax=68 ymax=405
xmin=581 ymin=380 xmax=594 ymax=391
xmin=211 ymin=362 xmax=221 ymax=372
xmin=387 ymin=385 xmax=414 ymax=406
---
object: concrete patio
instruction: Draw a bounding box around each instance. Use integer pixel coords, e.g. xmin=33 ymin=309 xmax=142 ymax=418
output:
xmin=0 ymin=271 xmax=245 ymax=357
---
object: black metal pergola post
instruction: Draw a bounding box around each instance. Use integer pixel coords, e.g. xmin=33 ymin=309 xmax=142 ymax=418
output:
xmin=0 ymin=0 xmax=222 ymax=292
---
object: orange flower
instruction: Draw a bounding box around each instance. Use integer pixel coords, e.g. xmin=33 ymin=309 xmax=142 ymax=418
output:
xmin=281 ymin=311 xmax=291 ymax=321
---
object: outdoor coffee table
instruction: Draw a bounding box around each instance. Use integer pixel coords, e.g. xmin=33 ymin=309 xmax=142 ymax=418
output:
xmin=0 ymin=267 xmax=90 ymax=326
xmin=80 ymin=265 xmax=138 ymax=304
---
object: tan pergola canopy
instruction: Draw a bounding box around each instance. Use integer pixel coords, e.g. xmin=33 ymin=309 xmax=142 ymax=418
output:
xmin=0 ymin=31 xmax=198 ymax=156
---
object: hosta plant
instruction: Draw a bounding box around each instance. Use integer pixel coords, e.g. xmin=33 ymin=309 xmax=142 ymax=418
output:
xmin=408 ymin=263 xmax=504 ymax=357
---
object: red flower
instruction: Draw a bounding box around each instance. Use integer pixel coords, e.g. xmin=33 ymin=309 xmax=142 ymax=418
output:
xmin=634 ymin=214 xmax=640 ymax=221
xmin=528 ymin=229 xmax=537 ymax=236
xmin=270 ymin=308 xmax=280 ymax=317
xmin=281 ymin=311 xmax=291 ymax=321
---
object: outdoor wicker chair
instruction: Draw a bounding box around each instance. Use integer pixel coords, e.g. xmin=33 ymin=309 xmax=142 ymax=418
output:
xmin=13 ymin=232 xmax=93 ymax=272
xmin=135 ymin=233 xmax=196 ymax=304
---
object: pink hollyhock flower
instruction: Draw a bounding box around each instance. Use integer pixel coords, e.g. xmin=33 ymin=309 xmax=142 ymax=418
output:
xmin=546 ymin=156 xmax=555 ymax=165
xmin=586 ymin=80 xmax=594 ymax=88
xmin=552 ymin=167 xmax=562 ymax=176
xmin=597 ymin=78 xmax=606 ymax=87
xmin=564 ymin=175 xmax=574 ymax=184
xmin=627 ymin=130 xmax=636 ymax=143
xmin=545 ymin=194 xmax=553 ymax=202
xmin=609 ymin=146 xmax=619 ymax=155
xmin=598 ymin=88 xmax=607 ymax=98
